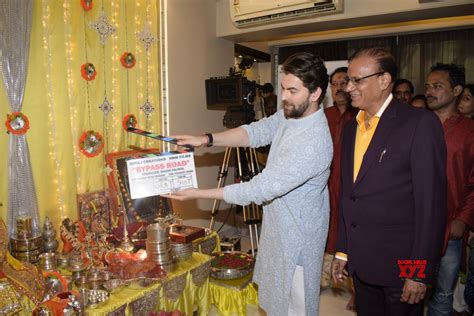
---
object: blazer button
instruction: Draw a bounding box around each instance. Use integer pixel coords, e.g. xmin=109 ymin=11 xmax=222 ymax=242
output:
xmin=351 ymin=223 xmax=357 ymax=228
xmin=350 ymin=196 xmax=358 ymax=202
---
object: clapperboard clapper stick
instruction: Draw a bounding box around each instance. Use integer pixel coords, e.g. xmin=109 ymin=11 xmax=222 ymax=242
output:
xmin=126 ymin=127 xmax=194 ymax=151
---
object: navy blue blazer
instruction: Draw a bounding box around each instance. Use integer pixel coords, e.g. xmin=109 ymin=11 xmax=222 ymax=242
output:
xmin=336 ymin=99 xmax=447 ymax=288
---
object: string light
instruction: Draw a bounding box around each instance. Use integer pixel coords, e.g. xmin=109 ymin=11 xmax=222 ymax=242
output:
xmin=160 ymin=0 xmax=170 ymax=152
xmin=146 ymin=2 xmax=159 ymax=147
xmin=110 ymin=0 xmax=120 ymax=152
xmin=42 ymin=0 xmax=67 ymax=218
xmin=135 ymin=0 xmax=146 ymax=149
xmin=63 ymin=0 xmax=82 ymax=194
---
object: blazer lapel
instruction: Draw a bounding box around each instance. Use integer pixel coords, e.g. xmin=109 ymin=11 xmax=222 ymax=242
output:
xmin=353 ymin=100 xmax=398 ymax=188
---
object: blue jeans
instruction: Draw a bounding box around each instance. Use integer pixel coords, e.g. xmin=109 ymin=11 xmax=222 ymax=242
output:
xmin=428 ymin=239 xmax=463 ymax=316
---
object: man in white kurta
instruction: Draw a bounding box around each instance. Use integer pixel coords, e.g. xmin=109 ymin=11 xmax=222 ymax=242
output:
xmin=225 ymin=107 xmax=332 ymax=315
xmin=168 ymin=52 xmax=333 ymax=316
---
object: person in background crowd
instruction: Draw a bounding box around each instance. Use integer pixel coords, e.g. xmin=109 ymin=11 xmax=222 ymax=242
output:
xmin=410 ymin=94 xmax=428 ymax=109
xmin=458 ymin=84 xmax=474 ymax=119
xmin=393 ymin=78 xmax=415 ymax=104
xmin=332 ymin=47 xmax=447 ymax=316
xmin=425 ymin=64 xmax=474 ymax=316
xmin=262 ymin=82 xmax=278 ymax=117
xmin=464 ymin=237 xmax=474 ymax=314
xmin=322 ymin=66 xmax=358 ymax=311
xmin=253 ymin=87 xmax=265 ymax=120
xmin=166 ymin=52 xmax=333 ymax=316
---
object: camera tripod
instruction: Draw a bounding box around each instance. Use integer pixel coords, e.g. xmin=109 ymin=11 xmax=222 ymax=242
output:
xmin=209 ymin=146 xmax=263 ymax=257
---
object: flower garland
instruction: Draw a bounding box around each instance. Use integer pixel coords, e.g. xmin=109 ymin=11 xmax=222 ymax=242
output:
xmin=81 ymin=63 xmax=97 ymax=81
xmin=78 ymin=130 xmax=104 ymax=158
xmin=80 ymin=0 xmax=93 ymax=11
xmin=120 ymin=52 xmax=136 ymax=69
xmin=5 ymin=112 xmax=30 ymax=135
xmin=122 ymin=114 xmax=137 ymax=130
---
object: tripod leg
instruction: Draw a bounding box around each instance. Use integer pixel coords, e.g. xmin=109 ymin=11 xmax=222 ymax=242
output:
xmin=249 ymin=147 xmax=261 ymax=174
xmin=253 ymin=223 xmax=259 ymax=249
xmin=247 ymin=148 xmax=263 ymax=225
xmin=248 ymin=222 xmax=255 ymax=257
xmin=209 ymin=147 xmax=233 ymax=231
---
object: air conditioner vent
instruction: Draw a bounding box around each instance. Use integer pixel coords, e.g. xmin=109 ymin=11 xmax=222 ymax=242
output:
xmin=231 ymin=1 xmax=343 ymax=28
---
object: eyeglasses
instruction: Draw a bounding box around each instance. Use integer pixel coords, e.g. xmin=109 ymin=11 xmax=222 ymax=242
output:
xmin=345 ymin=72 xmax=385 ymax=85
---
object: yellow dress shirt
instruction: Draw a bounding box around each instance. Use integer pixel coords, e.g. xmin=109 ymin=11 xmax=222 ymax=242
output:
xmin=353 ymin=94 xmax=393 ymax=182
xmin=336 ymin=94 xmax=393 ymax=261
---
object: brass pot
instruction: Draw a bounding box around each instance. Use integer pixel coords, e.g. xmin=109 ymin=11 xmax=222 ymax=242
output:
xmin=39 ymin=252 xmax=57 ymax=271
xmin=10 ymin=235 xmax=43 ymax=252
xmin=10 ymin=248 xmax=42 ymax=263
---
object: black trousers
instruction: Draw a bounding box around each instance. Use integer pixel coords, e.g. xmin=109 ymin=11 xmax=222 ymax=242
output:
xmin=354 ymin=273 xmax=424 ymax=316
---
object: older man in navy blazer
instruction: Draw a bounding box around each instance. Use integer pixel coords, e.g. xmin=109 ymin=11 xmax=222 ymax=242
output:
xmin=331 ymin=47 xmax=447 ymax=316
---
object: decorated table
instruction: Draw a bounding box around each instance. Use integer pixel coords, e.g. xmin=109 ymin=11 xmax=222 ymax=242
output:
xmin=209 ymin=272 xmax=259 ymax=315
xmin=85 ymin=232 xmax=220 ymax=315
xmin=87 ymin=252 xmax=212 ymax=316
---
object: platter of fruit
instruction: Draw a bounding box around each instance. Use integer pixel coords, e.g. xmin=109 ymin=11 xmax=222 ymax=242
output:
xmin=210 ymin=251 xmax=254 ymax=280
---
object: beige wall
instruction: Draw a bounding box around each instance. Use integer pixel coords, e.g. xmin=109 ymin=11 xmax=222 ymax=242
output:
xmin=166 ymin=0 xmax=238 ymax=230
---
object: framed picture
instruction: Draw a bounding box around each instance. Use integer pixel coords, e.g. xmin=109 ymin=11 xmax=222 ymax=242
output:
xmin=105 ymin=149 xmax=174 ymax=226
xmin=77 ymin=189 xmax=115 ymax=233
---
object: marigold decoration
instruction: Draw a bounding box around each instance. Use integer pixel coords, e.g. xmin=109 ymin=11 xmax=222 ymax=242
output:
xmin=81 ymin=63 xmax=97 ymax=81
xmin=5 ymin=112 xmax=30 ymax=135
xmin=120 ymin=52 xmax=136 ymax=69
xmin=122 ymin=114 xmax=137 ymax=130
xmin=81 ymin=0 xmax=94 ymax=11
xmin=79 ymin=130 xmax=104 ymax=158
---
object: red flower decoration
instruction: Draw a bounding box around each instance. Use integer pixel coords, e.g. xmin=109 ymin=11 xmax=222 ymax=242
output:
xmin=5 ymin=112 xmax=30 ymax=135
xmin=79 ymin=130 xmax=104 ymax=158
xmin=120 ymin=52 xmax=136 ymax=69
xmin=122 ymin=114 xmax=137 ymax=130
xmin=80 ymin=0 xmax=93 ymax=11
xmin=81 ymin=63 xmax=97 ymax=81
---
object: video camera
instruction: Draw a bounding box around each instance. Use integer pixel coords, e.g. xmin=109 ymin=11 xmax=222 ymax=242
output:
xmin=205 ymin=75 xmax=262 ymax=128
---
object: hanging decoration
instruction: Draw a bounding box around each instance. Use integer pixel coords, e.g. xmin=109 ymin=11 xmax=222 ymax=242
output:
xmin=89 ymin=4 xmax=117 ymax=157
xmin=99 ymin=96 xmax=113 ymax=116
xmin=140 ymin=101 xmax=154 ymax=117
xmin=89 ymin=9 xmax=116 ymax=45
xmin=5 ymin=112 xmax=30 ymax=135
xmin=136 ymin=6 xmax=157 ymax=119
xmin=122 ymin=114 xmax=137 ymax=130
xmin=136 ymin=24 xmax=156 ymax=52
xmin=120 ymin=52 xmax=136 ymax=69
xmin=79 ymin=130 xmax=104 ymax=158
xmin=80 ymin=0 xmax=94 ymax=11
xmin=81 ymin=62 xmax=97 ymax=81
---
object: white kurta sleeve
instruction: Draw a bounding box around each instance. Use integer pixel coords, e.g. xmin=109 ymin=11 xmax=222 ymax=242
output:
xmin=223 ymin=125 xmax=332 ymax=206
xmin=241 ymin=110 xmax=284 ymax=148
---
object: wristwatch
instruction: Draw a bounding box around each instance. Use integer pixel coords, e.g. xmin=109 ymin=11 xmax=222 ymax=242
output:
xmin=204 ymin=133 xmax=213 ymax=147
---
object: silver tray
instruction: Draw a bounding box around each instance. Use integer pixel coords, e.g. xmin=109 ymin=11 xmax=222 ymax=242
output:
xmin=210 ymin=251 xmax=254 ymax=280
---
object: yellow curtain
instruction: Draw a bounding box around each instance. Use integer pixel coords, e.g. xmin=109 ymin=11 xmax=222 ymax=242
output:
xmin=0 ymin=0 xmax=162 ymax=229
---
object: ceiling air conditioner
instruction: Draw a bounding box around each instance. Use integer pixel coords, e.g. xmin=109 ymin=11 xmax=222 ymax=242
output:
xmin=230 ymin=0 xmax=344 ymax=28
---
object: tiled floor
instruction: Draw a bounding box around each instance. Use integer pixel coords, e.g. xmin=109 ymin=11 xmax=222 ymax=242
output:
xmin=208 ymin=287 xmax=356 ymax=315
xmin=208 ymin=232 xmax=357 ymax=315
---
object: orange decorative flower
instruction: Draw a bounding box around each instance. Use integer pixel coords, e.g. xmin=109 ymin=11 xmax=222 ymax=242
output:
xmin=5 ymin=112 xmax=30 ymax=135
xmin=122 ymin=114 xmax=137 ymax=130
xmin=120 ymin=52 xmax=136 ymax=69
xmin=81 ymin=63 xmax=97 ymax=81
xmin=79 ymin=130 xmax=104 ymax=158
xmin=80 ymin=0 xmax=93 ymax=11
